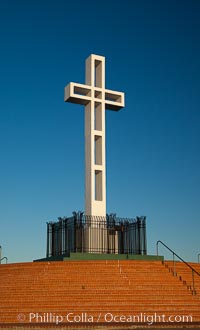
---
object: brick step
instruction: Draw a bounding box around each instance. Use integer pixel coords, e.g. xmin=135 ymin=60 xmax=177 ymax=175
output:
xmin=0 ymin=291 xmax=193 ymax=297
xmin=1 ymin=297 xmax=197 ymax=304
xmin=0 ymin=287 xmax=193 ymax=292
xmin=1 ymin=278 xmax=178 ymax=282
xmin=0 ymin=290 xmax=193 ymax=296
xmin=0 ymin=290 xmax=194 ymax=301
xmin=0 ymin=309 xmax=199 ymax=314
xmin=1 ymin=306 xmax=200 ymax=313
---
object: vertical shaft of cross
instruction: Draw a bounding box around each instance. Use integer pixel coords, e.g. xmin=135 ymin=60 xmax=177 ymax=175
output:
xmin=85 ymin=55 xmax=106 ymax=216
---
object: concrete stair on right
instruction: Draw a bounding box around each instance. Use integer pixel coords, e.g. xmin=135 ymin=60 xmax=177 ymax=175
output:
xmin=163 ymin=260 xmax=200 ymax=295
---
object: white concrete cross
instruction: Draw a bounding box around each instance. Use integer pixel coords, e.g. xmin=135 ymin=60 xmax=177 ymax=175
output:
xmin=64 ymin=54 xmax=125 ymax=217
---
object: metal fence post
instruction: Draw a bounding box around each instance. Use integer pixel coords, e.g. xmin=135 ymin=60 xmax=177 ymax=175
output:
xmin=173 ymin=252 xmax=176 ymax=276
xmin=192 ymin=270 xmax=195 ymax=295
xmin=156 ymin=241 xmax=159 ymax=257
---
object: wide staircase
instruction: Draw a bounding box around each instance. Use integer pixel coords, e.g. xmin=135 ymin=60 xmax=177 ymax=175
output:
xmin=0 ymin=259 xmax=200 ymax=328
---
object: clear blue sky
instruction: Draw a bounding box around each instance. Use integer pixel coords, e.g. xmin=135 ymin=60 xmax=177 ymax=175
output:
xmin=0 ymin=0 xmax=200 ymax=263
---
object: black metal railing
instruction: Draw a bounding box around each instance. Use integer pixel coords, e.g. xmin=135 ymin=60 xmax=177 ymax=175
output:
xmin=0 ymin=257 xmax=8 ymax=264
xmin=47 ymin=213 xmax=147 ymax=257
xmin=156 ymin=240 xmax=200 ymax=295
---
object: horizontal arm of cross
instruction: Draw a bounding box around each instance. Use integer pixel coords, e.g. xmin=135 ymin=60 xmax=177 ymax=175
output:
xmin=64 ymin=82 xmax=125 ymax=111
xmin=64 ymin=82 xmax=91 ymax=105
xmin=104 ymin=88 xmax=125 ymax=111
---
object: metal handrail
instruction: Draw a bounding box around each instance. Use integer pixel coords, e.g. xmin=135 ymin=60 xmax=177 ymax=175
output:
xmin=198 ymin=253 xmax=200 ymax=264
xmin=156 ymin=240 xmax=200 ymax=295
xmin=0 ymin=257 xmax=8 ymax=264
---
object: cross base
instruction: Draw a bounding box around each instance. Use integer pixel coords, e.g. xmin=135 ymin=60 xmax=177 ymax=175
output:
xmin=46 ymin=212 xmax=147 ymax=256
